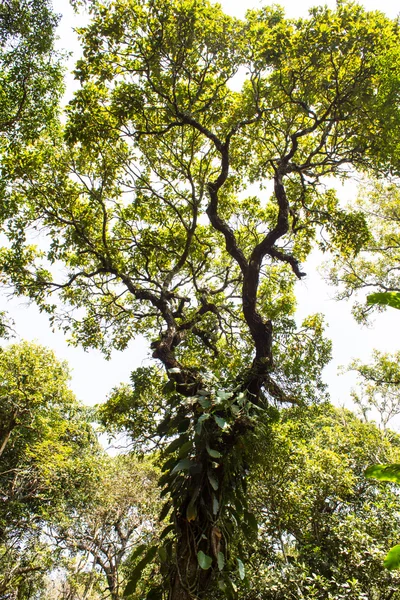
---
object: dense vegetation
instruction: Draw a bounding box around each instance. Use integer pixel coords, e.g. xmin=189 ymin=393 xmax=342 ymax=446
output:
xmin=1 ymin=0 xmax=400 ymax=599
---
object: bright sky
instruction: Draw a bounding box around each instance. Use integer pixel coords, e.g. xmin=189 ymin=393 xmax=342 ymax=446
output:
xmin=2 ymin=0 xmax=399 ymax=413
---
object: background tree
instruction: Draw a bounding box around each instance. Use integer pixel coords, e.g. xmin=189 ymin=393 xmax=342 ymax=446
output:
xmin=242 ymin=405 xmax=400 ymax=600
xmin=328 ymin=181 xmax=400 ymax=323
xmin=49 ymin=454 xmax=160 ymax=600
xmin=2 ymin=1 xmax=400 ymax=597
xmin=346 ymin=350 xmax=400 ymax=429
xmin=0 ymin=342 xmax=100 ymax=599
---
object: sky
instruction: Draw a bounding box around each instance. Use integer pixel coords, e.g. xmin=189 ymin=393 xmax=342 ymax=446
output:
xmin=1 ymin=0 xmax=399 ymax=413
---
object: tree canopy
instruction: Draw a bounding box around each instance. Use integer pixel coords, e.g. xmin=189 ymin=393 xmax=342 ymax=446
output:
xmin=1 ymin=0 xmax=400 ymax=598
xmin=0 ymin=342 xmax=100 ymax=599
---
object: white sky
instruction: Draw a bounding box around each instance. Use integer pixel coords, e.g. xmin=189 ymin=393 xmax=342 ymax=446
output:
xmin=1 ymin=0 xmax=399 ymax=413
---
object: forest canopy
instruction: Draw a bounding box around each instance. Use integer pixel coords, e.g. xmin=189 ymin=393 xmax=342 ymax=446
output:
xmin=1 ymin=0 xmax=400 ymax=599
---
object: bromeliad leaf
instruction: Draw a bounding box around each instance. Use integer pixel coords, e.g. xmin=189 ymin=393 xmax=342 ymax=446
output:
xmin=129 ymin=544 xmax=147 ymax=562
xmin=170 ymin=458 xmax=194 ymax=475
xmin=160 ymin=524 xmax=175 ymax=540
xmin=123 ymin=546 xmax=158 ymax=596
xmin=158 ymin=501 xmax=171 ymax=522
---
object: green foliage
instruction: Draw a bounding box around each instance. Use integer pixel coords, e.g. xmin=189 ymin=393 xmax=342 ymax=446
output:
xmin=364 ymin=462 xmax=400 ymax=572
xmin=384 ymin=545 xmax=400 ymax=571
xmin=347 ymin=350 xmax=400 ymax=429
xmin=2 ymin=0 xmax=400 ymax=597
xmin=328 ymin=181 xmax=400 ymax=322
xmin=365 ymin=464 xmax=400 ymax=484
xmin=197 ymin=551 xmax=213 ymax=571
xmin=0 ymin=0 xmax=63 ymax=145
xmin=0 ymin=341 xmax=100 ymax=599
xmin=242 ymin=404 xmax=400 ymax=599
xmin=368 ymin=292 xmax=400 ymax=311
xmin=124 ymin=546 xmax=159 ymax=596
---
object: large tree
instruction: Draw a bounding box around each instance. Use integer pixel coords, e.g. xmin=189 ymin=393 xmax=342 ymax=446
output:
xmin=1 ymin=1 xmax=400 ymax=598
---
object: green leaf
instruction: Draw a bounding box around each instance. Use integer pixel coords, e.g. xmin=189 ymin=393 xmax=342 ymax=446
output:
xmin=177 ymin=417 xmax=191 ymax=433
xmin=207 ymin=470 xmax=219 ymax=491
xmin=224 ymin=576 xmax=238 ymax=599
xmin=158 ymin=501 xmax=171 ymax=522
xmin=189 ymin=462 xmax=203 ymax=475
xmin=367 ymin=292 xmax=400 ymax=310
xmin=217 ymin=551 xmax=225 ymax=571
xmin=198 ymin=397 xmax=211 ymax=409
xmin=216 ymin=390 xmax=232 ymax=401
xmin=186 ymin=501 xmax=197 ymax=521
xmin=124 ymin=546 xmax=158 ymax=596
xmin=197 ymin=550 xmax=213 ymax=570
xmin=158 ymin=471 xmax=172 ymax=488
xmin=214 ymin=415 xmax=228 ymax=430
xmin=186 ymin=490 xmax=200 ymax=522
xmin=165 ymin=434 xmax=189 ymax=455
xmin=170 ymin=457 xmax=193 ymax=475
xmin=162 ymin=379 xmax=175 ymax=394
xmin=365 ymin=463 xmax=400 ymax=484
xmin=161 ymin=456 xmax=176 ymax=473
xmin=237 ymin=558 xmax=245 ymax=580
xmin=129 ymin=544 xmax=147 ymax=562
xmin=218 ymin=580 xmax=227 ymax=593
xmin=158 ymin=545 xmax=168 ymax=563
xmin=157 ymin=414 xmax=171 ymax=436
xmin=244 ymin=510 xmax=258 ymax=533
xmin=160 ymin=524 xmax=175 ymax=539
xmin=178 ymin=440 xmax=193 ymax=458
xmin=197 ymin=413 xmax=210 ymax=423
xmin=384 ymin=545 xmax=400 ymax=570
xmin=206 ymin=444 xmax=222 ymax=458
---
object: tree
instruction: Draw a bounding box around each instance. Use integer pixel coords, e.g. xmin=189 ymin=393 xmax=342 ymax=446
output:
xmin=243 ymin=404 xmax=400 ymax=600
xmin=50 ymin=454 xmax=160 ymax=600
xmin=0 ymin=342 xmax=100 ymax=599
xmin=327 ymin=181 xmax=400 ymax=322
xmin=346 ymin=350 xmax=400 ymax=429
xmin=2 ymin=1 xmax=400 ymax=598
